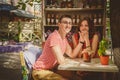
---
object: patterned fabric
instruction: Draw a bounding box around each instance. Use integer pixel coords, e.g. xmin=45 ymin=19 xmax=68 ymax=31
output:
xmin=32 ymin=70 xmax=63 ymax=80
xmin=73 ymin=33 xmax=99 ymax=58
xmin=33 ymin=30 xmax=68 ymax=70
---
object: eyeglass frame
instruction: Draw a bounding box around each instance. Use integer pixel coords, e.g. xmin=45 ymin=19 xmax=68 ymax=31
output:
xmin=60 ymin=21 xmax=72 ymax=25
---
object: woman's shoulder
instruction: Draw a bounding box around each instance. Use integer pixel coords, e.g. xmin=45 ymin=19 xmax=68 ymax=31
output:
xmin=93 ymin=33 xmax=99 ymax=38
xmin=92 ymin=32 xmax=100 ymax=41
xmin=93 ymin=32 xmax=100 ymax=37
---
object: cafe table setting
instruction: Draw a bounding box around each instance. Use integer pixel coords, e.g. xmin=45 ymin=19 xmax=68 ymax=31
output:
xmin=58 ymin=57 xmax=119 ymax=80
xmin=58 ymin=57 xmax=118 ymax=72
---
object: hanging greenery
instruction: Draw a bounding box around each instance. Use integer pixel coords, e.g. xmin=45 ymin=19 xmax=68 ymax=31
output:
xmin=16 ymin=0 xmax=42 ymax=10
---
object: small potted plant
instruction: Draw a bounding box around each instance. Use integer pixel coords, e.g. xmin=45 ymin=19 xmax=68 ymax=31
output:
xmin=98 ymin=38 xmax=109 ymax=65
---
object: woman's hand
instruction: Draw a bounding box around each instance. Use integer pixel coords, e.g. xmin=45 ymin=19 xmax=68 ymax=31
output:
xmin=78 ymin=49 xmax=89 ymax=58
xmin=79 ymin=31 xmax=85 ymax=43
xmin=83 ymin=31 xmax=89 ymax=42
xmin=82 ymin=31 xmax=90 ymax=47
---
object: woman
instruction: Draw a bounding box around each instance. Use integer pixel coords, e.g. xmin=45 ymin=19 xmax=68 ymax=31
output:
xmin=71 ymin=17 xmax=102 ymax=79
xmin=72 ymin=17 xmax=100 ymax=58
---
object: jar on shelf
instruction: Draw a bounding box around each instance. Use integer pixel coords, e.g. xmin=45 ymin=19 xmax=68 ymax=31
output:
xmin=77 ymin=0 xmax=83 ymax=8
xmin=67 ymin=0 xmax=74 ymax=8
xmin=90 ymin=0 xmax=97 ymax=8
xmin=97 ymin=0 xmax=102 ymax=8
xmin=61 ymin=0 xmax=67 ymax=8
xmin=83 ymin=0 xmax=90 ymax=8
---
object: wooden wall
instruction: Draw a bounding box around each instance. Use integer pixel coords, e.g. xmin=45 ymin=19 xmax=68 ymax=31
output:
xmin=110 ymin=0 xmax=120 ymax=79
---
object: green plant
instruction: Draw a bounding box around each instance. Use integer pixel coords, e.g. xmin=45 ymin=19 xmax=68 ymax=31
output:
xmin=16 ymin=0 xmax=42 ymax=10
xmin=98 ymin=38 xmax=109 ymax=56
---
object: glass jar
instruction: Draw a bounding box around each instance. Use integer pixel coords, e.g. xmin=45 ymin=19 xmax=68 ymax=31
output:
xmin=83 ymin=52 xmax=91 ymax=62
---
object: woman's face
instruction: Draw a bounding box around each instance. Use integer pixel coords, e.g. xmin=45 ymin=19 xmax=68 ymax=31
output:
xmin=79 ymin=20 xmax=89 ymax=33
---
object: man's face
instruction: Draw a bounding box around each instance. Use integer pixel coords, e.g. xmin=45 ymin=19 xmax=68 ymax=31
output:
xmin=58 ymin=17 xmax=72 ymax=34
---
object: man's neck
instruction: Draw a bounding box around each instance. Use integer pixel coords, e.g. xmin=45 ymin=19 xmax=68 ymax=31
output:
xmin=58 ymin=30 xmax=66 ymax=39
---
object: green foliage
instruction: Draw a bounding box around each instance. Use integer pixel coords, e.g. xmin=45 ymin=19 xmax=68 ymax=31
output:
xmin=21 ymin=66 xmax=28 ymax=80
xmin=98 ymin=38 xmax=109 ymax=56
xmin=16 ymin=0 xmax=41 ymax=10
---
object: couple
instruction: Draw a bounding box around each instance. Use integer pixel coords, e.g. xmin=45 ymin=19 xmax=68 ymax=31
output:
xmin=32 ymin=14 xmax=100 ymax=80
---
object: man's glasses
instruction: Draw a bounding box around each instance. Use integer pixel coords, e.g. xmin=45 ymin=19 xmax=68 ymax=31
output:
xmin=61 ymin=21 xmax=72 ymax=25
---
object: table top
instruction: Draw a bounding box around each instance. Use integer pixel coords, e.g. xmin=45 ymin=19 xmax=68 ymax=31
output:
xmin=58 ymin=58 xmax=119 ymax=72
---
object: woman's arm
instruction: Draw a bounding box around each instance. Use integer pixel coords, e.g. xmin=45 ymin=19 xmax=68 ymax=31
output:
xmin=72 ymin=34 xmax=78 ymax=48
xmin=65 ymin=41 xmax=83 ymax=58
xmin=90 ymin=34 xmax=99 ymax=57
xmin=81 ymin=33 xmax=99 ymax=58
xmin=65 ymin=32 xmax=85 ymax=58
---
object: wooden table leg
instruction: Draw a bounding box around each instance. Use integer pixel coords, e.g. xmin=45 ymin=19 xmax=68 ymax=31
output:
xmin=103 ymin=72 xmax=107 ymax=80
xmin=112 ymin=72 xmax=118 ymax=80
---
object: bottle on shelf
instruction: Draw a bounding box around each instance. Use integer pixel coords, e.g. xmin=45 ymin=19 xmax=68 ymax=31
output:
xmin=72 ymin=15 xmax=76 ymax=25
xmin=61 ymin=0 xmax=67 ymax=8
xmin=50 ymin=0 xmax=53 ymax=8
xmin=83 ymin=0 xmax=90 ymax=8
xmin=93 ymin=14 xmax=97 ymax=25
xmin=88 ymin=0 xmax=92 ymax=8
xmin=98 ymin=13 xmax=102 ymax=25
xmin=90 ymin=0 xmax=97 ymax=8
xmin=67 ymin=0 xmax=73 ymax=8
xmin=76 ymin=15 xmax=81 ymax=24
xmin=54 ymin=1 xmax=59 ymax=8
xmin=97 ymin=0 xmax=102 ymax=8
xmin=55 ymin=14 xmax=59 ymax=25
xmin=77 ymin=0 xmax=83 ymax=8
xmin=46 ymin=13 xmax=51 ymax=25
xmin=51 ymin=14 xmax=55 ymax=25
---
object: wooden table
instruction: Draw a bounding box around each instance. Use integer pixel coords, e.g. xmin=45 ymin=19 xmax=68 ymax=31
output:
xmin=58 ymin=58 xmax=119 ymax=80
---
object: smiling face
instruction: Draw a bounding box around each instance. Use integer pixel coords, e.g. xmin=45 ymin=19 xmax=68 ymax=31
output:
xmin=78 ymin=17 xmax=95 ymax=39
xmin=79 ymin=20 xmax=89 ymax=33
xmin=58 ymin=17 xmax=72 ymax=34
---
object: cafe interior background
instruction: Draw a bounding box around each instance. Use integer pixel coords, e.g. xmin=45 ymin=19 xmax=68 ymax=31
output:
xmin=0 ymin=0 xmax=120 ymax=80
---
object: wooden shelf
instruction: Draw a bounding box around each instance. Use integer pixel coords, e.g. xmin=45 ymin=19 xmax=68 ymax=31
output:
xmin=43 ymin=0 xmax=106 ymax=40
xmin=45 ymin=8 xmax=104 ymax=12
xmin=44 ymin=25 xmax=104 ymax=27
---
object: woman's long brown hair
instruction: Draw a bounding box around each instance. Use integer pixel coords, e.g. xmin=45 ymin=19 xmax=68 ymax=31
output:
xmin=77 ymin=17 xmax=96 ymax=39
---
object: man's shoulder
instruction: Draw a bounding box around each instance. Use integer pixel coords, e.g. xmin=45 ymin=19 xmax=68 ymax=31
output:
xmin=49 ymin=30 xmax=59 ymax=37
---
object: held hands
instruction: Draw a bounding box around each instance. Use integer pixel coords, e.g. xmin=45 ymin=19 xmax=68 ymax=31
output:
xmin=79 ymin=49 xmax=94 ymax=58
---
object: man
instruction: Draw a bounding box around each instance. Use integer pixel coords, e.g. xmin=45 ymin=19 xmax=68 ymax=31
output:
xmin=32 ymin=15 xmax=83 ymax=80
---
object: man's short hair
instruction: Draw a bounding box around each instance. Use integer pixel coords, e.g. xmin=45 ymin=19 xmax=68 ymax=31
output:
xmin=59 ymin=15 xmax=72 ymax=22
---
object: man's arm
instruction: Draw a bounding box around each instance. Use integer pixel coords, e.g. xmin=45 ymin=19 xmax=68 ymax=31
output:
xmin=52 ymin=45 xmax=65 ymax=64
